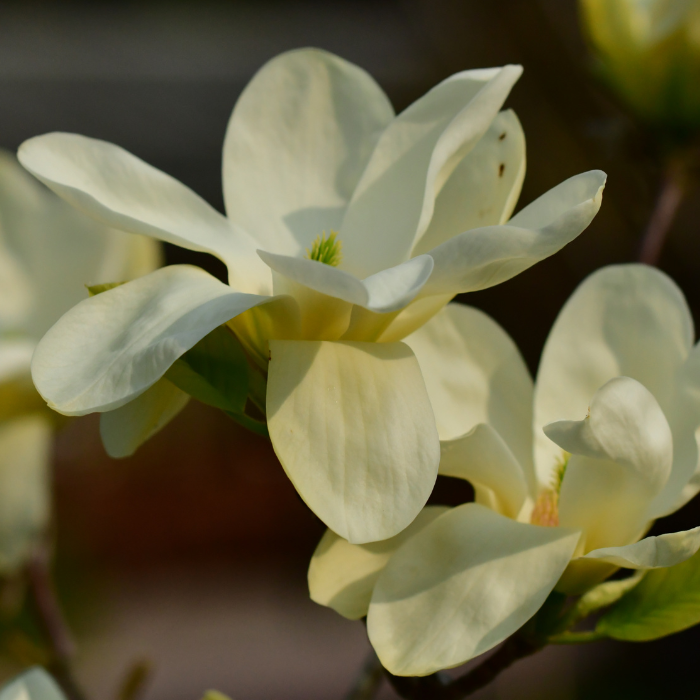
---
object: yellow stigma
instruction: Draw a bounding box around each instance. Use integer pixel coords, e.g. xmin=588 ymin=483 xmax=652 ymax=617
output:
xmin=306 ymin=231 xmax=343 ymax=267
xmin=530 ymin=452 xmax=570 ymax=527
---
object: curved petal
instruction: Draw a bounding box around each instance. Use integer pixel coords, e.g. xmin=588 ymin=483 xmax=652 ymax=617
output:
xmin=0 ymin=668 xmax=66 ymax=700
xmin=549 ymin=378 xmax=673 ymax=553
xmin=223 ymin=48 xmax=394 ymax=256
xmin=440 ymin=424 xmax=529 ymax=519
xmin=259 ymin=250 xmax=433 ymax=314
xmin=367 ymin=503 xmax=580 ymax=676
xmin=308 ymin=506 xmax=449 ymax=620
xmin=17 ymin=134 xmax=268 ymax=294
xmin=340 ymin=66 xmax=523 ymax=277
xmin=0 ymin=150 xmax=162 ymax=338
xmin=100 ymin=378 xmax=189 ymax=458
xmin=266 ymin=340 xmax=440 ymax=544
xmin=534 ymin=264 xmax=693 ymax=488
xmin=31 ymin=265 xmax=275 ymax=416
xmin=421 ymin=170 xmax=606 ymax=296
xmin=0 ymin=416 xmax=52 ymax=574
xmin=403 ymin=303 xmax=534 ymax=489
xmin=581 ymin=527 xmax=700 ymax=570
xmin=412 ymin=109 xmax=526 ymax=256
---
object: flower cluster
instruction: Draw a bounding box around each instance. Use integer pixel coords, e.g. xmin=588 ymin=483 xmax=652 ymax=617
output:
xmin=2 ymin=39 xmax=700 ymax=699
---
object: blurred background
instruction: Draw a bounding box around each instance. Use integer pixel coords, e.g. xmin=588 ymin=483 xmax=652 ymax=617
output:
xmin=1 ymin=1 xmax=700 ymax=698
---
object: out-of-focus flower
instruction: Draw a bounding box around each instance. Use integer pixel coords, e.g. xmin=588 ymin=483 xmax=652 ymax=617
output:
xmin=0 ymin=668 xmax=65 ymax=700
xmin=0 ymin=152 xmax=161 ymax=574
xmin=580 ymin=0 xmax=700 ymax=136
xmin=18 ymin=48 xmax=605 ymax=545
xmin=309 ymin=265 xmax=700 ymax=675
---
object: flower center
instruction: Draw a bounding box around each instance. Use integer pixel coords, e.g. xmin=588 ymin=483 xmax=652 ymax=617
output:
xmin=306 ymin=231 xmax=343 ymax=267
xmin=530 ymin=452 xmax=570 ymax=527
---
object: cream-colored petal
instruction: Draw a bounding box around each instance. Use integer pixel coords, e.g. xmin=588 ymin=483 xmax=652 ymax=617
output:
xmin=404 ymin=303 xmax=534 ymax=489
xmin=534 ymin=264 xmax=693 ymax=488
xmin=440 ymin=424 xmax=529 ymax=519
xmin=0 ymin=416 xmax=52 ymax=574
xmin=367 ymin=503 xmax=580 ymax=676
xmin=340 ymin=66 xmax=522 ymax=277
xmin=223 ymin=48 xmax=394 ymax=256
xmin=0 ymin=150 xmax=161 ymax=338
xmin=421 ymin=171 xmax=606 ymax=296
xmin=266 ymin=340 xmax=439 ymax=544
xmin=99 ymin=378 xmax=189 ymax=458
xmin=308 ymin=506 xmax=449 ymax=620
xmin=412 ymin=109 xmax=526 ymax=256
xmin=581 ymin=526 xmax=700 ymax=570
xmin=550 ymin=377 xmax=673 ymax=553
xmin=31 ymin=265 xmax=275 ymax=416
xmin=0 ymin=668 xmax=66 ymax=700
xmin=259 ymin=250 xmax=433 ymax=314
xmin=17 ymin=134 xmax=267 ymax=294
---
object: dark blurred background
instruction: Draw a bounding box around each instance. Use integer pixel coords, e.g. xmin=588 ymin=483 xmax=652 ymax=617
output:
xmin=1 ymin=1 xmax=700 ymax=698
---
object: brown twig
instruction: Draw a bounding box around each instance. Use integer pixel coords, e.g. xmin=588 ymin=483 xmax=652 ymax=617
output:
xmin=638 ymin=160 xmax=687 ymax=266
xmin=26 ymin=548 xmax=87 ymax=700
xmin=345 ymin=649 xmax=384 ymax=700
xmin=382 ymin=634 xmax=541 ymax=700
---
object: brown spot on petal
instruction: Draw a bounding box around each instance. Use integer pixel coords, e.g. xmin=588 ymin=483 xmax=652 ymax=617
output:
xmin=499 ymin=163 xmax=505 ymax=177
xmin=499 ymin=132 xmax=507 ymax=140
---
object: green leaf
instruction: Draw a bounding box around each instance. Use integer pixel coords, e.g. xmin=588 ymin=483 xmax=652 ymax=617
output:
xmin=596 ymin=549 xmax=700 ymax=641
xmin=86 ymin=281 xmax=126 ymax=296
xmin=165 ymin=326 xmax=249 ymax=414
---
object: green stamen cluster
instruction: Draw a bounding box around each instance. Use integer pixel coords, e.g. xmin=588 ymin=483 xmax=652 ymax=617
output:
xmin=306 ymin=231 xmax=343 ymax=267
xmin=551 ymin=452 xmax=570 ymax=495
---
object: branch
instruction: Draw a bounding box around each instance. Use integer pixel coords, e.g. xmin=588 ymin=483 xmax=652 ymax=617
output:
xmin=26 ymin=548 xmax=87 ymax=700
xmin=638 ymin=159 xmax=687 ymax=266
xmin=345 ymin=650 xmax=384 ymax=700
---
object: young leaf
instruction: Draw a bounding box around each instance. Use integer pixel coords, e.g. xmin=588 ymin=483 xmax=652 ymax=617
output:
xmin=596 ymin=548 xmax=700 ymax=641
xmin=165 ymin=326 xmax=249 ymax=414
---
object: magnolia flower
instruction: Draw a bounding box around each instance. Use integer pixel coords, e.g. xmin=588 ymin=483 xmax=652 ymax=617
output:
xmin=309 ymin=264 xmax=700 ymax=675
xmin=580 ymin=0 xmax=700 ymax=133
xmin=19 ymin=48 xmax=605 ymax=544
xmin=0 ymin=152 xmax=161 ymax=573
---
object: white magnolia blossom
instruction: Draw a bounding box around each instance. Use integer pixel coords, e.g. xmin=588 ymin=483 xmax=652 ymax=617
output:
xmin=0 ymin=152 xmax=161 ymax=573
xmin=309 ymin=264 xmax=700 ymax=675
xmin=20 ymin=48 xmax=605 ymax=544
xmin=0 ymin=668 xmax=65 ymax=700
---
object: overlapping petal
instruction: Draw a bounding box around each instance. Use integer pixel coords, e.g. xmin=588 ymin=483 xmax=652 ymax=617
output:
xmin=367 ymin=503 xmax=580 ymax=676
xmin=223 ymin=48 xmax=394 ymax=256
xmin=266 ymin=340 xmax=439 ymax=543
xmin=412 ymin=109 xmax=526 ymax=256
xmin=548 ymin=377 xmax=673 ymax=553
xmin=308 ymin=506 xmax=449 ymax=620
xmin=340 ymin=65 xmax=523 ymax=276
xmin=259 ymin=250 xmax=433 ymax=314
xmin=31 ymin=265 xmax=276 ymax=416
xmin=440 ymin=424 xmax=529 ymax=519
xmin=100 ymin=378 xmax=189 ymax=458
xmin=421 ymin=170 xmax=606 ymax=297
xmin=581 ymin=526 xmax=700 ymax=569
xmin=17 ymin=134 xmax=267 ymax=294
xmin=534 ymin=264 xmax=693 ymax=487
xmin=404 ymin=303 xmax=534 ymax=485
xmin=0 ymin=668 xmax=66 ymax=700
